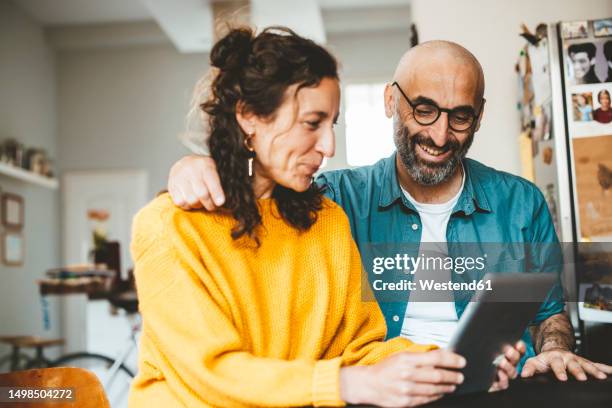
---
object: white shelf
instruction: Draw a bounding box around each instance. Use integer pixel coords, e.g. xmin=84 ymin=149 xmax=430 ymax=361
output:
xmin=0 ymin=162 xmax=58 ymax=189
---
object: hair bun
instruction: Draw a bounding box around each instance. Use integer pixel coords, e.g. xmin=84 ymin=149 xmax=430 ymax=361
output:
xmin=210 ymin=27 xmax=253 ymax=72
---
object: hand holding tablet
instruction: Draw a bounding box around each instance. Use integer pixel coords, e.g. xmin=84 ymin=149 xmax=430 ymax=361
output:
xmin=447 ymin=273 xmax=557 ymax=394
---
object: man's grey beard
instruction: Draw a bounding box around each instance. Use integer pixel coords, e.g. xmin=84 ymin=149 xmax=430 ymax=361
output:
xmin=393 ymin=112 xmax=474 ymax=186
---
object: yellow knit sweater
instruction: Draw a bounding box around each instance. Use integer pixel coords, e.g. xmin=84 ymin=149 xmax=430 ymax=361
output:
xmin=128 ymin=194 xmax=434 ymax=407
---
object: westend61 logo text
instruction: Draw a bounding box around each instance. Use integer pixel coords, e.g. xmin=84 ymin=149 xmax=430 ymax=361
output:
xmin=371 ymin=253 xmax=487 ymax=275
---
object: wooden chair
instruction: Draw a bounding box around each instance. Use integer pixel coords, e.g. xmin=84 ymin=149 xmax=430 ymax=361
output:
xmin=0 ymin=367 xmax=109 ymax=407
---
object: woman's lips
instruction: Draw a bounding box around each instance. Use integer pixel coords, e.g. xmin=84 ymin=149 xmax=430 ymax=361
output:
xmin=301 ymin=163 xmax=321 ymax=176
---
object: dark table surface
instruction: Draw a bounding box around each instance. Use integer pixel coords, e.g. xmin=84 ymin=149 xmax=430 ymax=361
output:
xmin=353 ymin=374 xmax=612 ymax=408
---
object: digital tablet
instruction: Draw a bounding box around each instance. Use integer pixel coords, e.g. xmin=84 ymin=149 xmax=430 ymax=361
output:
xmin=447 ymin=272 xmax=557 ymax=394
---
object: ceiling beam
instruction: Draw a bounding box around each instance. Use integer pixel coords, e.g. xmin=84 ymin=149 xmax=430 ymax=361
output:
xmin=141 ymin=0 xmax=214 ymax=53
xmin=250 ymin=0 xmax=326 ymax=44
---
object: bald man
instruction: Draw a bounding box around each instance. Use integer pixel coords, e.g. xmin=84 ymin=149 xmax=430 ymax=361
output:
xmin=166 ymin=41 xmax=612 ymax=389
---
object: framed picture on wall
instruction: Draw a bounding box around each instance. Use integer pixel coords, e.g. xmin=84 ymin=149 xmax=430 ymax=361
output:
xmin=1 ymin=193 xmax=24 ymax=229
xmin=593 ymin=18 xmax=612 ymax=38
xmin=561 ymin=21 xmax=589 ymax=40
xmin=2 ymin=231 xmax=24 ymax=266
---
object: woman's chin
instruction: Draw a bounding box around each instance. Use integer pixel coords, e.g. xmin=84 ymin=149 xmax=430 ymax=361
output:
xmin=277 ymin=177 xmax=313 ymax=193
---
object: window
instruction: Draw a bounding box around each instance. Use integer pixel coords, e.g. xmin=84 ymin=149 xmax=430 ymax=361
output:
xmin=345 ymin=83 xmax=395 ymax=166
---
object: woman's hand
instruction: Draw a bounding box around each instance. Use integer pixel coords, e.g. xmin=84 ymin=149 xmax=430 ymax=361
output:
xmin=340 ymin=350 xmax=466 ymax=407
xmin=168 ymin=155 xmax=225 ymax=210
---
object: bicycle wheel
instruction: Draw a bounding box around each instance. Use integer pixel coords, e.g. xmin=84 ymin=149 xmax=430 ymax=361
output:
xmin=52 ymin=352 xmax=134 ymax=408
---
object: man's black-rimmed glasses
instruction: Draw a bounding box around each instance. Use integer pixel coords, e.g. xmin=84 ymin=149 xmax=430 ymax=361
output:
xmin=392 ymin=81 xmax=485 ymax=132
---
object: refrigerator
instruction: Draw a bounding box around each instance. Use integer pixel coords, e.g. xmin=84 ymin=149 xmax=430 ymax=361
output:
xmin=517 ymin=18 xmax=612 ymax=357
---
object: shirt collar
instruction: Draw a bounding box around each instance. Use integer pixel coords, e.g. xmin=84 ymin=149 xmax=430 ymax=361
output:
xmin=458 ymin=158 xmax=492 ymax=215
xmin=377 ymin=152 xmax=492 ymax=215
xmin=378 ymin=152 xmax=406 ymax=208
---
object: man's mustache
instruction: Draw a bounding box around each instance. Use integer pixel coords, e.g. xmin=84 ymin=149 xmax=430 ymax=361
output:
xmin=409 ymin=132 xmax=460 ymax=154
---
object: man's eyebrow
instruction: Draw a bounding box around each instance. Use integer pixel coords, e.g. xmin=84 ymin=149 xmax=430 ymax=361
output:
xmin=412 ymin=95 xmax=476 ymax=111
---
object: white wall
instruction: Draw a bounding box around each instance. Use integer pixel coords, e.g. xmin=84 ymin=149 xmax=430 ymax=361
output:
xmin=0 ymin=0 xmax=61 ymax=353
xmin=57 ymin=45 xmax=206 ymax=196
xmin=56 ymin=27 xmax=413 ymax=177
xmin=411 ymin=0 xmax=612 ymax=175
xmin=326 ymin=28 xmax=413 ymax=170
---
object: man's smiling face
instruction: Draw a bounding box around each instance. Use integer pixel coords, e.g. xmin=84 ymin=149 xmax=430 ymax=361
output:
xmin=385 ymin=42 xmax=485 ymax=186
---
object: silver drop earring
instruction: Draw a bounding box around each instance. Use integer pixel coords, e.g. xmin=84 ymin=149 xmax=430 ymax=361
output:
xmin=244 ymin=132 xmax=255 ymax=177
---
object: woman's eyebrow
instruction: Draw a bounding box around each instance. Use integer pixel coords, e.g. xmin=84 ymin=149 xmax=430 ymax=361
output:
xmin=302 ymin=111 xmax=328 ymax=118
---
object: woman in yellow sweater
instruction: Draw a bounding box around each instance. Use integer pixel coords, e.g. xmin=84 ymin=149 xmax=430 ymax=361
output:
xmin=129 ymin=27 xmax=468 ymax=408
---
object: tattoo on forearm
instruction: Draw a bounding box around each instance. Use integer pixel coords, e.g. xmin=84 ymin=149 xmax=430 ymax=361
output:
xmin=533 ymin=312 xmax=575 ymax=353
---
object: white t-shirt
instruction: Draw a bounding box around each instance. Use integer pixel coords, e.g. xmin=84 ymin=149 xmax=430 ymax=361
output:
xmin=400 ymin=171 xmax=465 ymax=348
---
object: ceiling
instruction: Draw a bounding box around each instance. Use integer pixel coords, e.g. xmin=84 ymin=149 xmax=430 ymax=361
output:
xmin=12 ymin=0 xmax=152 ymax=25
xmin=12 ymin=0 xmax=411 ymax=52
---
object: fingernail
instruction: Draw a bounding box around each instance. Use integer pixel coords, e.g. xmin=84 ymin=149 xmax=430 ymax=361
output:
xmin=458 ymin=374 xmax=464 ymax=383
xmin=449 ymin=386 xmax=456 ymax=392
xmin=560 ymin=375 xmax=567 ymax=381
xmin=598 ymin=373 xmax=606 ymax=380
xmin=214 ymin=196 xmax=225 ymax=205
xmin=459 ymin=357 xmax=467 ymax=367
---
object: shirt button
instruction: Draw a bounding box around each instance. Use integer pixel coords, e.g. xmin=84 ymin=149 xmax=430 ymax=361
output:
xmin=393 ymin=315 xmax=400 ymax=322
xmin=411 ymin=223 xmax=419 ymax=230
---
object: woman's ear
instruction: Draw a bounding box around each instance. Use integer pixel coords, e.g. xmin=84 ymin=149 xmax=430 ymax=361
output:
xmin=235 ymin=102 xmax=256 ymax=135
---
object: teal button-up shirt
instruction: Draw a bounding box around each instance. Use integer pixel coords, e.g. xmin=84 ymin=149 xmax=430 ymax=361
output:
xmin=317 ymin=152 xmax=565 ymax=365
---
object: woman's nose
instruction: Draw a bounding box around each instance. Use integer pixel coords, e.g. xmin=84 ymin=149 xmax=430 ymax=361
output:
xmin=316 ymin=127 xmax=336 ymax=158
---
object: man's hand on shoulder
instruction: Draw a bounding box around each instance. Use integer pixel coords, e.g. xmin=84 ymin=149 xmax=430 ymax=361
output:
xmin=168 ymin=155 xmax=225 ymax=211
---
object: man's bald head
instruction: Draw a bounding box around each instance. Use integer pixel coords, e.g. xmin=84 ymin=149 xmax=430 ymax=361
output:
xmin=393 ymin=40 xmax=485 ymax=106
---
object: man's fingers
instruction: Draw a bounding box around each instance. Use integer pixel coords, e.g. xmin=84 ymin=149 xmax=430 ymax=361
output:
xmin=200 ymin=163 xmax=225 ymax=206
xmin=190 ymin=180 xmax=215 ymax=211
xmin=403 ymin=367 xmax=464 ymax=385
xmin=404 ymin=350 xmax=466 ymax=369
xmin=594 ymin=363 xmax=612 ymax=375
xmin=550 ymin=357 xmax=568 ymax=381
xmin=521 ymin=359 xmax=536 ymax=377
xmin=567 ymin=359 xmax=587 ymax=381
xmin=168 ymin=180 xmax=186 ymax=207
xmin=580 ymin=359 xmax=607 ymax=380
xmin=174 ymin=185 xmax=197 ymax=210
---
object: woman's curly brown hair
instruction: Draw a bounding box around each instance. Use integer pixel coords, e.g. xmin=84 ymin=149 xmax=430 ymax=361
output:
xmin=200 ymin=26 xmax=339 ymax=242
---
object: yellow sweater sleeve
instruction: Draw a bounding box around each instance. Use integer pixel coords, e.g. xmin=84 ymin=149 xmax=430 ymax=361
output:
xmin=132 ymin=203 xmax=344 ymax=407
xmin=320 ymin=216 xmax=437 ymax=367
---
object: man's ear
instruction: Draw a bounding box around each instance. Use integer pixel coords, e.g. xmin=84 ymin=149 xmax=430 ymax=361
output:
xmin=384 ymin=83 xmax=395 ymax=118
xmin=474 ymin=99 xmax=486 ymax=133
